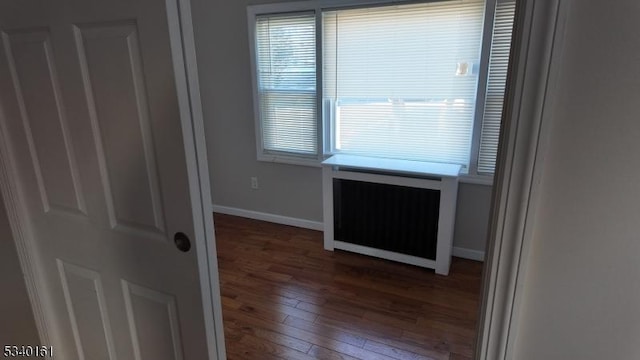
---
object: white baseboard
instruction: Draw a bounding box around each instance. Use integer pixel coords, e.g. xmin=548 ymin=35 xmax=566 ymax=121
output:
xmin=212 ymin=204 xmax=324 ymax=231
xmin=212 ymin=204 xmax=484 ymax=261
xmin=452 ymin=247 xmax=485 ymax=261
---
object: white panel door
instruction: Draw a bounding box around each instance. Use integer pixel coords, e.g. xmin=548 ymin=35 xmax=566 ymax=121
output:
xmin=0 ymin=0 xmax=218 ymax=358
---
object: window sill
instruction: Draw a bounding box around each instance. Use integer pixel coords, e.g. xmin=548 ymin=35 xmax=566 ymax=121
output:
xmin=258 ymin=153 xmax=494 ymax=186
xmin=458 ymin=174 xmax=494 ymax=186
xmin=257 ymin=153 xmax=322 ymax=168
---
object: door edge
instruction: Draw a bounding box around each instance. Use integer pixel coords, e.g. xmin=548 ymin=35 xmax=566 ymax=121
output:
xmin=164 ymin=0 xmax=227 ymax=358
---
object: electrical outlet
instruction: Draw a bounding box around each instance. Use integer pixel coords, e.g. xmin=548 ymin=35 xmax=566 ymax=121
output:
xmin=251 ymin=177 xmax=258 ymax=189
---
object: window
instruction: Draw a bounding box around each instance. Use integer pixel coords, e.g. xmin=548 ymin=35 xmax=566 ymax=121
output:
xmin=478 ymin=0 xmax=516 ymax=174
xmin=254 ymin=13 xmax=317 ymax=156
xmin=249 ymin=0 xmax=516 ymax=176
xmin=323 ymin=2 xmax=483 ymax=169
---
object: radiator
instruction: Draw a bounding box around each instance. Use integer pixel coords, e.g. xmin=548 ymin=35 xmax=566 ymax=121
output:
xmin=333 ymin=178 xmax=441 ymax=260
xmin=322 ymin=155 xmax=460 ymax=275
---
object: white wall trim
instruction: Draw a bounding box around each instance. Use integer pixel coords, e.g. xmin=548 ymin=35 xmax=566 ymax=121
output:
xmin=452 ymin=247 xmax=485 ymax=262
xmin=212 ymin=204 xmax=485 ymax=262
xmin=213 ymin=204 xmax=325 ymax=231
xmin=475 ymin=0 xmax=568 ymax=359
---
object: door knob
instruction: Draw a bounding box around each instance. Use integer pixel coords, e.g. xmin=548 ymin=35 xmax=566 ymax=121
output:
xmin=174 ymin=232 xmax=191 ymax=252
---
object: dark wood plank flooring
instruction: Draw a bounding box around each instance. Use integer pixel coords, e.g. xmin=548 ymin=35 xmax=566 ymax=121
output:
xmin=214 ymin=213 xmax=483 ymax=360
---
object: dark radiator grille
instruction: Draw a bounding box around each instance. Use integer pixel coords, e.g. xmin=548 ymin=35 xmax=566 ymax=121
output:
xmin=333 ymin=178 xmax=440 ymax=260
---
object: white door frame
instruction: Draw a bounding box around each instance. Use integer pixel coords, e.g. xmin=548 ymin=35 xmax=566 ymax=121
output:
xmin=475 ymin=0 xmax=569 ymax=359
xmin=166 ymin=0 xmax=227 ymax=358
xmin=0 ymin=0 xmax=226 ymax=358
xmin=2 ymin=0 xmax=570 ymax=359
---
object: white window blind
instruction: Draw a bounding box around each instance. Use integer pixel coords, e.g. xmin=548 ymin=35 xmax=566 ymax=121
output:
xmin=477 ymin=0 xmax=516 ymax=174
xmin=323 ymin=0 xmax=485 ymax=169
xmin=255 ymin=13 xmax=317 ymax=156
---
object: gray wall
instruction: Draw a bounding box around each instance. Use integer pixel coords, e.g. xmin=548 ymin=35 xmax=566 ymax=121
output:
xmin=513 ymin=1 xmax=640 ymax=359
xmin=453 ymin=183 xmax=492 ymax=252
xmin=0 ymin=194 xmax=39 ymax=344
xmin=192 ymin=0 xmax=493 ymax=253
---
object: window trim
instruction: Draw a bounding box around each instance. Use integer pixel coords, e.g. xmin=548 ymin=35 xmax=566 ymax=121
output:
xmin=247 ymin=0 xmax=502 ymax=180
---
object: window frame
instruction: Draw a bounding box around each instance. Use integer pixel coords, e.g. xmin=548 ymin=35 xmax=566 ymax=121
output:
xmin=247 ymin=0 xmax=501 ymax=182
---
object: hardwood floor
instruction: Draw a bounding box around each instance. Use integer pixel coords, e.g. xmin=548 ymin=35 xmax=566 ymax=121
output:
xmin=214 ymin=213 xmax=483 ymax=360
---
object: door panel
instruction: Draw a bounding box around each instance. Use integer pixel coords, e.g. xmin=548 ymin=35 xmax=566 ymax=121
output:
xmin=3 ymin=29 xmax=85 ymax=215
xmin=74 ymin=22 xmax=166 ymax=237
xmin=0 ymin=0 xmax=213 ymax=358
xmin=123 ymin=281 xmax=184 ymax=360
xmin=57 ymin=260 xmax=116 ymax=360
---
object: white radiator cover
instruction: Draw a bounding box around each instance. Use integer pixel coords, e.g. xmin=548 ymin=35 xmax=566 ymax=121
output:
xmin=322 ymin=154 xmax=460 ymax=275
